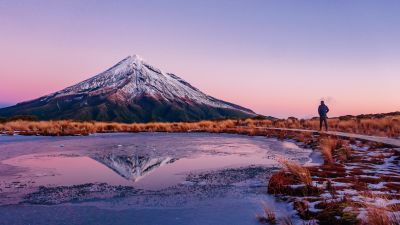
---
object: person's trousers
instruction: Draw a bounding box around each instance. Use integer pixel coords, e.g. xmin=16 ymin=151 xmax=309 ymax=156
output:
xmin=320 ymin=117 xmax=328 ymax=131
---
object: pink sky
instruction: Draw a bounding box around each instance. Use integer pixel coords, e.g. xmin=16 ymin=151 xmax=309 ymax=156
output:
xmin=0 ymin=1 xmax=399 ymax=118
xmin=1 ymin=52 xmax=398 ymax=118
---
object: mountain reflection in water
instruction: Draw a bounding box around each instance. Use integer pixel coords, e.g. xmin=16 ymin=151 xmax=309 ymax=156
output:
xmin=92 ymin=153 xmax=177 ymax=182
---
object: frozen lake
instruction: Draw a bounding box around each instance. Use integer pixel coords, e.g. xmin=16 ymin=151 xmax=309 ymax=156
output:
xmin=0 ymin=133 xmax=312 ymax=225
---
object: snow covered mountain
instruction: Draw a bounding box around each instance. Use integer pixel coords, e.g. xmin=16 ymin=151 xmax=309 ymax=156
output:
xmin=0 ymin=55 xmax=256 ymax=122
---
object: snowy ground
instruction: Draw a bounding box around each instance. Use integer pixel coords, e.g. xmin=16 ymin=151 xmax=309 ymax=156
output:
xmin=261 ymin=128 xmax=400 ymax=224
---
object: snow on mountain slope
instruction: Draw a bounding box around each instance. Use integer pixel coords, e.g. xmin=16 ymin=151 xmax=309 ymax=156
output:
xmin=0 ymin=55 xmax=256 ymax=122
xmin=41 ymin=55 xmax=252 ymax=113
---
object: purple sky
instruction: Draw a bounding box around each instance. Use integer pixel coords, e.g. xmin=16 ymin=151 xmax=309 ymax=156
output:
xmin=0 ymin=0 xmax=399 ymax=118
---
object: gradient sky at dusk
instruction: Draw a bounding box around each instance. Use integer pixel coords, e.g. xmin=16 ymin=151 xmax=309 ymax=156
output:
xmin=0 ymin=0 xmax=399 ymax=118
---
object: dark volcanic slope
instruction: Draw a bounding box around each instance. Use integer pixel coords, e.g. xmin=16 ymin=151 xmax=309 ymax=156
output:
xmin=0 ymin=55 xmax=256 ymax=122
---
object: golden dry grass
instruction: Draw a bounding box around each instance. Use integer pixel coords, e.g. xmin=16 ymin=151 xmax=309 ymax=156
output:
xmin=0 ymin=119 xmax=241 ymax=136
xmin=0 ymin=113 xmax=398 ymax=137
xmin=273 ymin=115 xmax=400 ymax=137
xmin=256 ymin=203 xmax=277 ymax=224
xmin=360 ymin=194 xmax=400 ymax=225
xmin=319 ymin=137 xmax=339 ymax=164
xmin=281 ymin=160 xmax=312 ymax=186
xmin=319 ymin=137 xmax=353 ymax=164
xmin=364 ymin=204 xmax=400 ymax=225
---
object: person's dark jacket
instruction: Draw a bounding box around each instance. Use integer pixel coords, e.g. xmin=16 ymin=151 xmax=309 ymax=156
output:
xmin=318 ymin=104 xmax=329 ymax=118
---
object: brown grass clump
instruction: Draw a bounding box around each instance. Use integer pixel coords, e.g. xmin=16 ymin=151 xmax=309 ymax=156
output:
xmin=336 ymin=144 xmax=352 ymax=162
xmin=268 ymin=160 xmax=321 ymax=196
xmin=319 ymin=137 xmax=339 ymax=164
xmin=314 ymin=199 xmax=359 ymax=225
xmin=364 ymin=204 xmax=400 ymax=225
xmin=389 ymin=205 xmax=400 ymax=224
xmin=256 ymin=203 xmax=277 ymax=224
xmin=293 ymin=200 xmax=312 ymax=220
xmin=282 ymin=160 xmax=312 ymax=186
xmin=318 ymin=137 xmax=352 ymax=164
xmin=356 ymin=193 xmax=400 ymax=225
xmin=268 ymin=171 xmax=296 ymax=195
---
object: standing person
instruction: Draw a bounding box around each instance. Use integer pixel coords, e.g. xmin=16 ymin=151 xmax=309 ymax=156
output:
xmin=318 ymin=101 xmax=329 ymax=131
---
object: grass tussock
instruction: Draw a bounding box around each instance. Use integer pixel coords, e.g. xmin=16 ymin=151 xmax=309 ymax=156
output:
xmin=256 ymin=203 xmax=277 ymax=224
xmin=319 ymin=137 xmax=353 ymax=164
xmin=364 ymin=204 xmax=400 ymax=225
xmin=256 ymin=204 xmax=299 ymax=225
xmin=320 ymin=137 xmax=339 ymax=164
xmin=282 ymin=160 xmax=312 ymax=186
xmin=268 ymin=159 xmax=317 ymax=196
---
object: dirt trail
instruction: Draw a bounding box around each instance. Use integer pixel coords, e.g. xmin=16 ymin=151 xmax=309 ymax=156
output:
xmin=259 ymin=128 xmax=400 ymax=147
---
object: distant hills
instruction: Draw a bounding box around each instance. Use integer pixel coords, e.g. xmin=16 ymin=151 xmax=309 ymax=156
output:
xmin=0 ymin=103 xmax=11 ymax=108
xmin=0 ymin=55 xmax=256 ymax=122
xmin=306 ymin=111 xmax=400 ymax=120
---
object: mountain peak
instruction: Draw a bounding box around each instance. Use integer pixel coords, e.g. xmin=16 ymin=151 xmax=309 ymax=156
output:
xmin=122 ymin=54 xmax=144 ymax=64
xmin=0 ymin=55 xmax=257 ymax=122
xmin=111 ymin=54 xmax=144 ymax=72
xmin=128 ymin=54 xmax=144 ymax=61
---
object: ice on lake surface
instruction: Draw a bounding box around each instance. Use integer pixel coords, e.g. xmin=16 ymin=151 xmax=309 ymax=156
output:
xmin=0 ymin=133 xmax=312 ymax=225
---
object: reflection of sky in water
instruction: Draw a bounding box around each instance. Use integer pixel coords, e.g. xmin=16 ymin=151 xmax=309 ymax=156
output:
xmin=0 ymin=133 xmax=314 ymax=225
xmin=4 ymin=155 xmax=133 ymax=186
xmin=4 ymin=149 xmax=277 ymax=190
xmin=0 ymin=133 xmax=312 ymax=190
